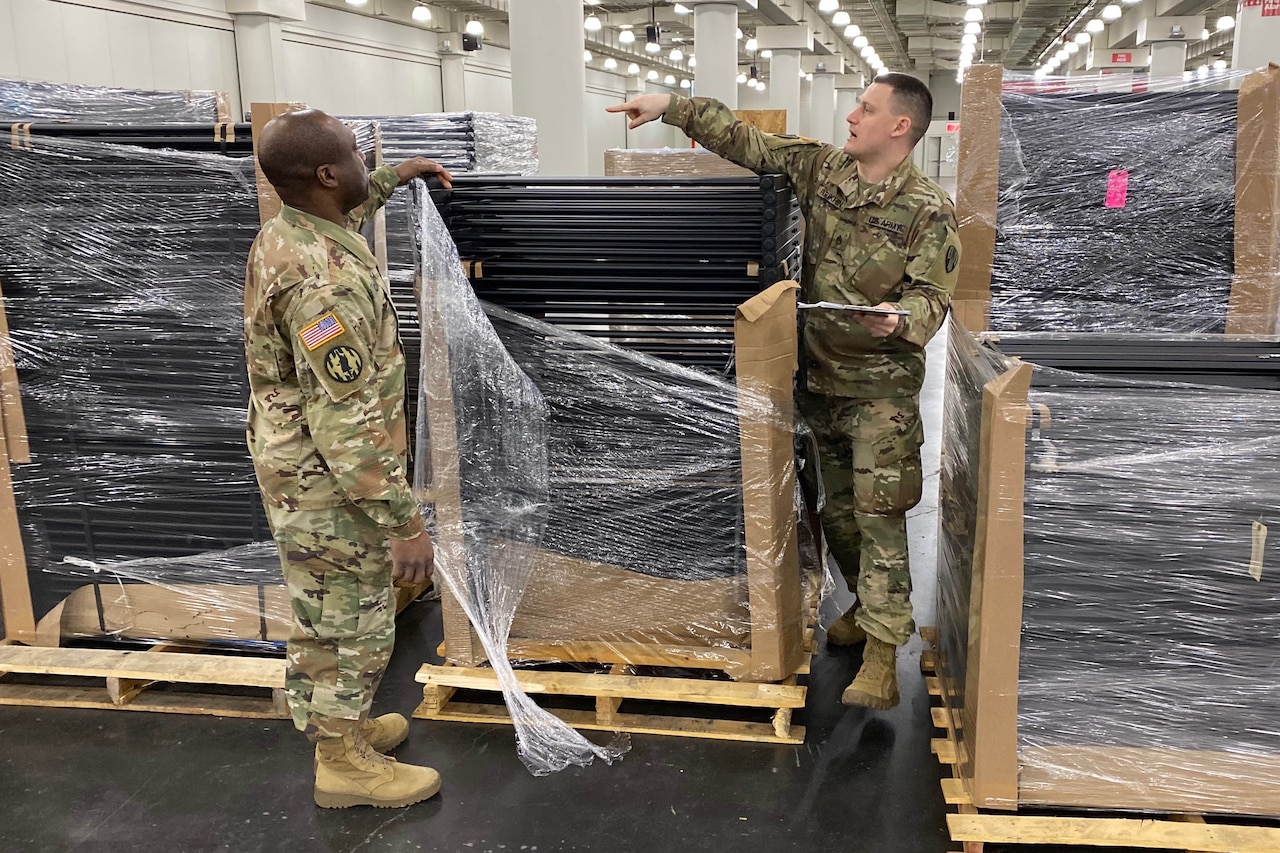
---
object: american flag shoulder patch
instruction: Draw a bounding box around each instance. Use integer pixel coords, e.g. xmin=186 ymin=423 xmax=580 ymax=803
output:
xmin=299 ymin=312 xmax=345 ymax=351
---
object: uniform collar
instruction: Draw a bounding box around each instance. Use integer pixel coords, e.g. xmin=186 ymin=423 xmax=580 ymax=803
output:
xmin=834 ymin=154 xmax=917 ymax=209
xmin=279 ymin=204 xmax=378 ymax=269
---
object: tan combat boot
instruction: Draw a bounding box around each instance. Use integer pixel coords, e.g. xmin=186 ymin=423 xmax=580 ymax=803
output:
xmin=313 ymin=713 xmax=409 ymax=770
xmin=825 ymin=608 xmax=867 ymax=647
xmin=362 ymin=713 xmax=410 ymax=753
xmin=841 ymin=635 xmax=900 ymax=710
xmin=314 ymin=733 xmax=441 ymax=809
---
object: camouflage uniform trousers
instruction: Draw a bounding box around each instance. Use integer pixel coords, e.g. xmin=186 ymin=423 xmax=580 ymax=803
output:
xmin=265 ymin=502 xmax=396 ymax=740
xmin=797 ymin=388 xmax=924 ymax=647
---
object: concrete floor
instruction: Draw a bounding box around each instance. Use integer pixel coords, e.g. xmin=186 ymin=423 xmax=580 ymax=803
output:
xmin=0 ymin=327 xmax=1163 ymax=853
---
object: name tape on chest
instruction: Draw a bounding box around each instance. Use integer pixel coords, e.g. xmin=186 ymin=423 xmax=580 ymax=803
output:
xmin=299 ymin=312 xmax=346 ymax=351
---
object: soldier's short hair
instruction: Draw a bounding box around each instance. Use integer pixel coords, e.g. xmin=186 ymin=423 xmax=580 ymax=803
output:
xmin=877 ymin=73 xmax=933 ymax=147
xmin=258 ymin=111 xmax=348 ymax=199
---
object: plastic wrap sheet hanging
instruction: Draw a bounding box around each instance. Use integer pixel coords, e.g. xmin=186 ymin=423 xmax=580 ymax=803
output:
xmin=989 ymin=74 xmax=1242 ymax=333
xmin=0 ymin=76 xmax=224 ymax=124
xmin=418 ymin=174 xmax=802 ymax=374
xmin=0 ymin=135 xmax=279 ymax=645
xmin=411 ymin=180 xmax=805 ymax=771
xmin=936 ymin=321 xmax=1280 ymax=815
xmin=411 ymin=181 xmax=624 ymax=776
xmin=341 ymin=111 xmax=538 ymax=286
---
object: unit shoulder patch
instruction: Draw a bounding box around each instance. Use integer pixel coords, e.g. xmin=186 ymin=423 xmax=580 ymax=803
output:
xmin=324 ymin=345 xmax=364 ymax=384
xmin=945 ymin=245 xmax=959 ymax=274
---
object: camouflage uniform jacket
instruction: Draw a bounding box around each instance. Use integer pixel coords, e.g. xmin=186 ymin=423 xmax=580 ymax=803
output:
xmin=664 ymin=95 xmax=961 ymax=398
xmin=243 ymin=164 xmax=424 ymax=540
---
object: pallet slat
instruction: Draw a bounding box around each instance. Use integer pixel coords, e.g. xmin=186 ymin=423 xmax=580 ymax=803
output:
xmin=424 ymin=701 xmax=805 ymax=745
xmin=0 ymin=645 xmax=284 ymax=688
xmin=946 ymin=814 xmax=1280 ymax=853
xmin=0 ymin=682 xmax=285 ymax=719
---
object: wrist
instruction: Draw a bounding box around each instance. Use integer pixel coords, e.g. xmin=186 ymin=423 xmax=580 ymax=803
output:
xmin=386 ymin=511 xmax=426 ymax=541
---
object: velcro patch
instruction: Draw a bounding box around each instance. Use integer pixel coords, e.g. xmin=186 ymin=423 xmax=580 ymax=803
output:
xmin=323 ymin=345 xmax=364 ymax=384
xmin=945 ymin=245 xmax=959 ymax=274
xmin=299 ymin=312 xmax=345 ymax=351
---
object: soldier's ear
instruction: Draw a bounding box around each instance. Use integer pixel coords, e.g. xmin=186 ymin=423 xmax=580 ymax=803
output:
xmin=891 ymin=116 xmax=912 ymax=140
xmin=316 ymin=163 xmax=340 ymax=188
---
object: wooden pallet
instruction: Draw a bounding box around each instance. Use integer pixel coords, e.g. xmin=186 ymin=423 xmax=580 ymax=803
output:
xmin=0 ymin=640 xmax=288 ymax=719
xmin=413 ymin=653 xmax=810 ymax=745
xmin=918 ymin=627 xmax=1280 ymax=853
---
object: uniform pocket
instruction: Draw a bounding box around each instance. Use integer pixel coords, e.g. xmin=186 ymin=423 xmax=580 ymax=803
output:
xmin=841 ymin=236 xmax=907 ymax=305
xmin=850 ymin=400 xmax=924 ymax=516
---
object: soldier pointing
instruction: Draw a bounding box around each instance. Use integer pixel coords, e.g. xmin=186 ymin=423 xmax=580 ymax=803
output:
xmin=244 ymin=109 xmax=451 ymax=807
xmin=609 ymin=74 xmax=961 ymax=710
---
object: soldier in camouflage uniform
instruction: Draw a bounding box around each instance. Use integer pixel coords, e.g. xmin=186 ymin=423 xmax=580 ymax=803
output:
xmin=609 ymin=74 xmax=960 ymax=710
xmin=244 ymin=109 xmax=451 ymax=807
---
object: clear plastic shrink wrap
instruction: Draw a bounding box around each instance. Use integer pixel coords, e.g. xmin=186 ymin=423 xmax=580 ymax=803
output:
xmin=935 ymin=320 xmax=1280 ymax=816
xmin=411 ymin=181 xmax=809 ymax=772
xmin=953 ymin=68 xmax=1280 ymax=335
xmin=0 ymin=134 xmax=278 ymax=646
xmin=0 ymin=76 xmax=225 ymax=123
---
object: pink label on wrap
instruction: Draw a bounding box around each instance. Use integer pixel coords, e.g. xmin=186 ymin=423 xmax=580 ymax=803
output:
xmin=1105 ymin=169 xmax=1129 ymax=208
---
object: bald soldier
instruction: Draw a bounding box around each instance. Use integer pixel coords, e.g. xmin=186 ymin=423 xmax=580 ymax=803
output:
xmin=244 ymin=109 xmax=451 ymax=808
xmin=609 ymin=74 xmax=960 ymax=710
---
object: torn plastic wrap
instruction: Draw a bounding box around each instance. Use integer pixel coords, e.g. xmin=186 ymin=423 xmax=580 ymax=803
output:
xmin=953 ymin=67 xmax=1280 ymax=336
xmin=603 ymin=147 xmax=754 ymax=178
xmin=0 ymin=133 xmax=276 ymax=646
xmin=935 ymin=319 xmax=1280 ymax=815
xmin=0 ymin=76 xmax=226 ymax=124
xmin=410 ymin=180 xmax=810 ymax=773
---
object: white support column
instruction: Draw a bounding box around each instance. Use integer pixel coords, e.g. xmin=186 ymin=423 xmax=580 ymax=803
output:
xmin=799 ymin=75 xmax=812 ymax=137
xmin=769 ymin=50 xmax=802 ymax=133
xmin=509 ymin=0 xmax=588 ymax=175
xmin=1234 ymin=1 xmax=1280 ymax=69
xmin=440 ymin=53 xmax=467 ymax=112
xmin=227 ymin=0 xmax=304 ymax=109
xmin=810 ymin=72 xmax=836 ymax=144
xmin=1136 ymin=15 xmax=1202 ymax=79
xmin=834 ymin=73 xmax=863 ymax=147
xmin=691 ymin=2 xmax=738 ymax=107
xmin=1149 ymin=41 xmax=1186 ymax=77
xmin=232 ymin=14 xmax=289 ymax=107
xmin=755 ymin=26 xmax=812 ymax=135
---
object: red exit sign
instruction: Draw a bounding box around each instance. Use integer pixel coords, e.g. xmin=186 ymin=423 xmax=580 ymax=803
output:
xmin=1112 ymin=52 xmax=1133 ymax=63
xmin=945 ymin=122 xmax=960 ymax=133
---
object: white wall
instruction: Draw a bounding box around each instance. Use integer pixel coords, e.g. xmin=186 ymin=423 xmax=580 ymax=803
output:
xmin=928 ymin=72 xmax=962 ymax=122
xmin=281 ymin=2 xmax=441 ymax=115
xmin=0 ymin=0 xmax=240 ymax=116
xmin=463 ymin=48 xmax=515 ymax=115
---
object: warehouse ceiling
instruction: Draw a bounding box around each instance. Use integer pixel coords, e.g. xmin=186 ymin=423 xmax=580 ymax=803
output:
xmin=309 ymin=0 xmax=1239 ymax=78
